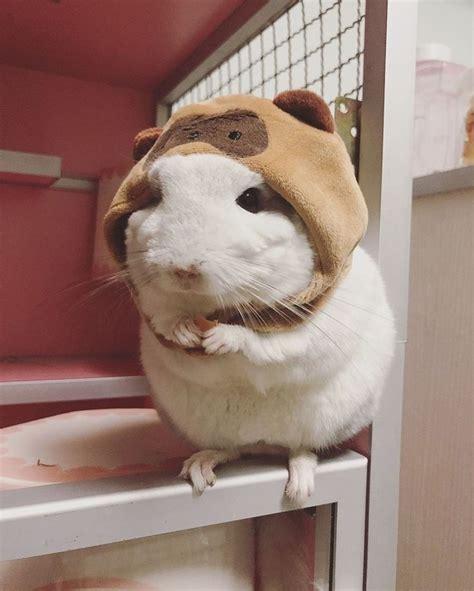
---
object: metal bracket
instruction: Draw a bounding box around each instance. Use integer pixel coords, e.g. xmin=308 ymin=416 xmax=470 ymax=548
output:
xmin=335 ymin=97 xmax=362 ymax=178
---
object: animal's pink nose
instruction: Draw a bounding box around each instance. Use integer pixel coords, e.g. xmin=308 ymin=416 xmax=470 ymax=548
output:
xmin=173 ymin=265 xmax=201 ymax=280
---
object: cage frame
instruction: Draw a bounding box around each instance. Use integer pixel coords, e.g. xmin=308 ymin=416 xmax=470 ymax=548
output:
xmin=0 ymin=2 xmax=418 ymax=589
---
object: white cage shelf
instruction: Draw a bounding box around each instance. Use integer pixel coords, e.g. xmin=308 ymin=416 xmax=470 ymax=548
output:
xmin=0 ymin=375 xmax=149 ymax=405
xmin=0 ymin=149 xmax=97 ymax=191
xmin=0 ymin=149 xmax=61 ymax=187
xmin=413 ymin=165 xmax=474 ymax=197
xmin=0 ymin=356 xmax=148 ymax=405
xmin=0 ymin=450 xmax=367 ymax=590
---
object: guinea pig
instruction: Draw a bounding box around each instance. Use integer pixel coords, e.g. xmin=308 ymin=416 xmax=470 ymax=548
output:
xmin=124 ymin=150 xmax=396 ymax=503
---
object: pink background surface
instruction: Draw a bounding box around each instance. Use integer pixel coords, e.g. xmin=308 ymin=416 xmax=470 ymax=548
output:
xmin=0 ymin=65 xmax=152 ymax=360
xmin=0 ymin=66 xmax=153 ymax=425
xmin=0 ymin=0 xmax=265 ymax=424
xmin=0 ymin=0 xmax=247 ymax=90
xmin=0 ymin=65 xmax=155 ymax=177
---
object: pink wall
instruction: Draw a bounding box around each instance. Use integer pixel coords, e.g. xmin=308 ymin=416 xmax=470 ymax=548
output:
xmin=0 ymin=65 xmax=155 ymax=177
xmin=0 ymin=0 xmax=249 ymax=90
xmin=0 ymin=65 xmax=155 ymax=358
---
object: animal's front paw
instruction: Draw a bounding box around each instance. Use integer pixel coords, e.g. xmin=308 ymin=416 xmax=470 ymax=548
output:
xmin=168 ymin=317 xmax=202 ymax=348
xmin=285 ymin=449 xmax=318 ymax=505
xmin=202 ymin=324 xmax=246 ymax=355
xmin=179 ymin=449 xmax=241 ymax=494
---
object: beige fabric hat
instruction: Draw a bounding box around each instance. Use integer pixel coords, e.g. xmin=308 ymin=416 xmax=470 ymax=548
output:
xmin=104 ymin=90 xmax=368 ymax=333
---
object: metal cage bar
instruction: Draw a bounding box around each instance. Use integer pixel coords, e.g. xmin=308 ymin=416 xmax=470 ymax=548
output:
xmin=163 ymin=0 xmax=366 ymax=114
xmin=160 ymin=0 xmax=296 ymax=107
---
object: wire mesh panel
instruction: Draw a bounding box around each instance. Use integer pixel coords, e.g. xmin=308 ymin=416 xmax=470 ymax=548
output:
xmin=171 ymin=0 xmax=365 ymax=112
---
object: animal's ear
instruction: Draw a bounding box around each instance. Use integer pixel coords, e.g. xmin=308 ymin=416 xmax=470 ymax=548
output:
xmin=273 ymin=90 xmax=335 ymax=133
xmin=133 ymin=127 xmax=162 ymax=161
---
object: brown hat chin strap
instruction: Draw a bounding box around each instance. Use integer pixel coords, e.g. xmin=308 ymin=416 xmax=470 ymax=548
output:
xmin=125 ymin=259 xmax=350 ymax=356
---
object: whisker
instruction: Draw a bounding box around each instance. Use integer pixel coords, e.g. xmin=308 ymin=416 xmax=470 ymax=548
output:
xmin=329 ymin=296 xmax=393 ymax=321
xmin=239 ymin=283 xmax=308 ymax=325
xmin=215 ymin=274 xmax=262 ymax=330
xmin=213 ymin=259 xmax=311 ymax=325
xmin=317 ymin=308 xmax=376 ymax=348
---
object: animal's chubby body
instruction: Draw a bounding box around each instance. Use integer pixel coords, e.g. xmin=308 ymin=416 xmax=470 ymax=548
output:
xmin=125 ymin=149 xmax=395 ymax=502
xmin=106 ymin=91 xmax=396 ymax=502
xmin=140 ymin=246 xmax=394 ymax=454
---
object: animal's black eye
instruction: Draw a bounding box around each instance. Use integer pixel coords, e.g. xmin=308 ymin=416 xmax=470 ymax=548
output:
xmin=188 ymin=130 xmax=200 ymax=140
xmin=228 ymin=130 xmax=241 ymax=140
xmin=236 ymin=188 xmax=261 ymax=213
xmin=151 ymin=193 xmax=162 ymax=205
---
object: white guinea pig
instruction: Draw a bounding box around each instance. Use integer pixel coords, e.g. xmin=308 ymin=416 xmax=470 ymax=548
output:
xmin=125 ymin=152 xmax=395 ymax=503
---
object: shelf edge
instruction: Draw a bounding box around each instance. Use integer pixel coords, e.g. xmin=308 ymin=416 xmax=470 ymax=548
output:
xmin=0 ymin=149 xmax=62 ymax=187
xmin=413 ymin=165 xmax=474 ymax=197
xmin=0 ymin=376 xmax=149 ymax=405
xmin=0 ymin=451 xmax=367 ymax=561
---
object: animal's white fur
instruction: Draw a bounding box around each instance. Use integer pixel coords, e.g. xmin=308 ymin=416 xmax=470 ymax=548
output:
xmin=126 ymin=153 xmax=396 ymax=501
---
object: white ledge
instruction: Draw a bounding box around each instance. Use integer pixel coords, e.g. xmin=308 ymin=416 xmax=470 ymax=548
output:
xmin=0 ymin=450 xmax=367 ymax=561
xmin=0 ymin=149 xmax=98 ymax=192
xmin=0 ymin=149 xmax=61 ymax=186
xmin=0 ymin=376 xmax=149 ymax=405
xmin=413 ymin=165 xmax=474 ymax=197
xmin=50 ymin=176 xmax=97 ymax=192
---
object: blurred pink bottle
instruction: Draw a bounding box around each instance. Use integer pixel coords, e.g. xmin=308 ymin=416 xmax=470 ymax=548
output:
xmin=413 ymin=43 xmax=467 ymax=177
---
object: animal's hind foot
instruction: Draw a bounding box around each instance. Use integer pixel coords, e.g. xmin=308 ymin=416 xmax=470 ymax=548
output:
xmin=179 ymin=449 xmax=241 ymax=494
xmin=285 ymin=449 xmax=318 ymax=504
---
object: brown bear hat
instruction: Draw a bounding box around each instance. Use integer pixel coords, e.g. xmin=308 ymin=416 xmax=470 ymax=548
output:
xmin=104 ymin=90 xmax=368 ymax=333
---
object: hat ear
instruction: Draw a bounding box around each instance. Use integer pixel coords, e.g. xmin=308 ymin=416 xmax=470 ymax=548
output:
xmin=133 ymin=127 xmax=162 ymax=161
xmin=273 ymin=90 xmax=335 ymax=133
